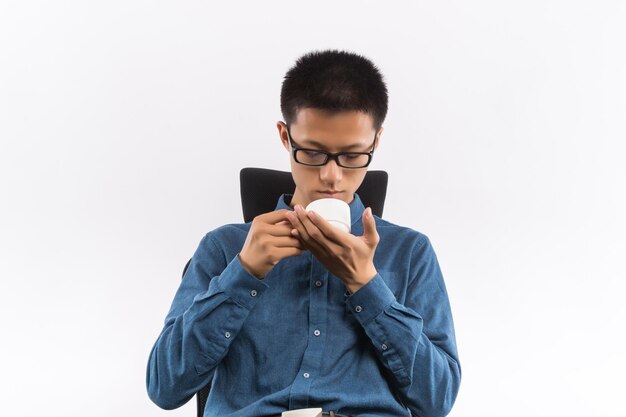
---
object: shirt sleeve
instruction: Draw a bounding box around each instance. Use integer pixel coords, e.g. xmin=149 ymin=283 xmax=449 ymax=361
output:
xmin=345 ymin=235 xmax=462 ymax=417
xmin=146 ymin=232 xmax=269 ymax=410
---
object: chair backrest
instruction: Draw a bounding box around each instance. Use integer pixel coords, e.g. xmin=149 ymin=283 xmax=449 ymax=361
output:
xmin=240 ymin=167 xmax=388 ymax=222
xmin=187 ymin=167 xmax=389 ymax=417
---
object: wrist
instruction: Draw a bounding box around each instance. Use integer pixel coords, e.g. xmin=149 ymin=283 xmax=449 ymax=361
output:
xmin=346 ymin=267 xmax=377 ymax=294
xmin=238 ymin=253 xmax=265 ymax=280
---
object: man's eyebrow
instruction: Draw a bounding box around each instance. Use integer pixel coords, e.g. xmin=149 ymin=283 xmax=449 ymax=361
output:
xmin=301 ymin=139 xmax=368 ymax=151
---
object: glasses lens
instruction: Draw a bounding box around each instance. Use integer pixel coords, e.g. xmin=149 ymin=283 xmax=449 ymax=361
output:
xmin=296 ymin=150 xmax=328 ymax=165
xmin=338 ymin=153 xmax=370 ymax=168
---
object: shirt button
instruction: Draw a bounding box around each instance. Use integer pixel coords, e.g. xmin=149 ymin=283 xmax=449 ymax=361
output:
xmin=303 ymin=372 xmax=310 ymax=378
xmin=314 ymin=329 xmax=321 ymax=336
xmin=381 ymin=343 xmax=388 ymax=350
xmin=315 ymin=280 xmax=323 ymax=287
xmin=354 ymin=305 xmax=362 ymax=313
xmin=250 ymin=289 xmax=257 ymax=297
xmin=225 ymin=332 xmax=231 ymax=338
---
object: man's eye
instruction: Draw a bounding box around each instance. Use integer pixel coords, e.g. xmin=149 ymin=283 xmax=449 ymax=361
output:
xmin=343 ymin=154 xmax=361 ymax=159
xmin=304 ymin=151 xmax=323 ymax=157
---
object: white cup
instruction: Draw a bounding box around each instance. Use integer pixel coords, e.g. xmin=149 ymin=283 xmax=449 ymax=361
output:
xmin=305 ymin=198 xmax=351 ymax=233
xmin=282 ymin=408 xmax=323 ymax=417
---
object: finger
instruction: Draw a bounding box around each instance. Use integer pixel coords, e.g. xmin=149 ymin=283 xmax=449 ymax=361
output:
xmin=290 ymin=230 xmax=319 ymax=254
xmin=286 ymin=210 xmax=310 ymax=240
xmin=305 ymin=210 xmax=346 ymax=246
xmin=302 ymin=217 xmax=344 ymax=255
xmin=361 ymin=207 xmax=380 ymax=246
xmin=294 ymin=205 xmax=317 ymax=238
xmin=259 ymin=209 xmax=294 ymax=225
xmin=293 ymin=205 xmax=341 ymax=254
xmin=272 ymin=235 xmax=306 ymax=249
xmin=287 ymin=210 xmax=326 ymax=253
xmin=267 ymin=221 xmax=297 ymax=237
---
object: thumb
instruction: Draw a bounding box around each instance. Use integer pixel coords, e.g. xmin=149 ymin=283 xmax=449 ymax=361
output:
xmin=362 ymin=207 xmax=379 ymax=245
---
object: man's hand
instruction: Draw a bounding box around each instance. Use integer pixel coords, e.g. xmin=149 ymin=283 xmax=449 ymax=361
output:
xmin=286 ymin=204 xmax=379 ymax=293
xmin=239 ymin=209 xmax=305 ymax=279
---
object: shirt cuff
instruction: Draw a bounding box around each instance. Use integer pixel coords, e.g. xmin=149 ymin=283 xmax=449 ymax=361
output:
xmin=345 ymin=272 xmax=396 ymax=325
xmin=214 ymin=253 xmax=269 ymax=310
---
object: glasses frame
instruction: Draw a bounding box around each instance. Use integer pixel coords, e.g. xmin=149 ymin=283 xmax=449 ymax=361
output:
xmin=285 ymin=124 xmax=378 ymax=169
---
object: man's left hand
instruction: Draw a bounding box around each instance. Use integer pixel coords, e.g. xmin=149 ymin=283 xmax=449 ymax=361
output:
xmin=286 ymin=204 xmax=379 ymax=293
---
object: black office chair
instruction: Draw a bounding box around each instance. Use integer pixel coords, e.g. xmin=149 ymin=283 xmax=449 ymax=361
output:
xmin=181 ymin=167 xmax=389 ymax=417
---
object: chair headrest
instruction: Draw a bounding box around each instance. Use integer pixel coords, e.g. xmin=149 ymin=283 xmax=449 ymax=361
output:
xmin=240 ymin=168 xmax=388 ymax=223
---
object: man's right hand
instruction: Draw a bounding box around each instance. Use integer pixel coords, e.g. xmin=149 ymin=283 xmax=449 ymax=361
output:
xmin=238 ymin=209 xmax=305 ymax=279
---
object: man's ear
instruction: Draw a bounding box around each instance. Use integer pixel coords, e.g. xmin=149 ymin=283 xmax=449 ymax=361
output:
xmin=277 ymin=121 xmax=290 ymax=151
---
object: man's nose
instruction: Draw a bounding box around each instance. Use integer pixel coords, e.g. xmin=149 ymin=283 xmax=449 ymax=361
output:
xmin=320 ymin=158 xmax=342 ymax=183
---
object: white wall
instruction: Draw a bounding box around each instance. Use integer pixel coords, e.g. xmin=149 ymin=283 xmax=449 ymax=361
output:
xmin=1 ymin=1 xmax=624 ymax=416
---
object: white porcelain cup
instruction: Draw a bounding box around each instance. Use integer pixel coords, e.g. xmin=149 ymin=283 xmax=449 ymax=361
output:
xmin=282 ymin=408 xmax=323 ymax=417
xmin=305 ymin=198 xmax=351 ymax=233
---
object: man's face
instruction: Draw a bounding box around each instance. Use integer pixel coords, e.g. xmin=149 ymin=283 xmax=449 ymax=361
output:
xmin=276 ymin=108 xmax=382 ymax=209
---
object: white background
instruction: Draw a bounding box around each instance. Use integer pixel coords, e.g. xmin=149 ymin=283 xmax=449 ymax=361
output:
xmin=1 ymin=1 xmax=625 ymax=416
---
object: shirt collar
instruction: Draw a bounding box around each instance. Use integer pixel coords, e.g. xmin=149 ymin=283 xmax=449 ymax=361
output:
xmin=274 ymin=192 xmax=366 ymax=227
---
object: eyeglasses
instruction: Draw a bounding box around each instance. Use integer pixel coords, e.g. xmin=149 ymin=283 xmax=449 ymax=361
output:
xmin=286 ymin=124 xmax=377 ymax=169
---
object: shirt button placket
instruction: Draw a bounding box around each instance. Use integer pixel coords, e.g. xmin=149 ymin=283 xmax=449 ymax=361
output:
xmin=289 ymin=260 xmax=326 ymax=410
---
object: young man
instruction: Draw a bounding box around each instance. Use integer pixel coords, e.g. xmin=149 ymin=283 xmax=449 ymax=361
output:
xmin=147 ymin=49 xmax=461 ymax=417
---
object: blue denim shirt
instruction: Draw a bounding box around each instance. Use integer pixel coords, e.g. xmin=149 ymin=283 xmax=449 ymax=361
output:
xmin=147 ymin=192 xmax=461 ymax=417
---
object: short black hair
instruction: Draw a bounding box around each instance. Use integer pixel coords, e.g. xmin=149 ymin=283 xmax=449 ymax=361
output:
xmin=280 ymin=49 xmax=388 ymax=131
